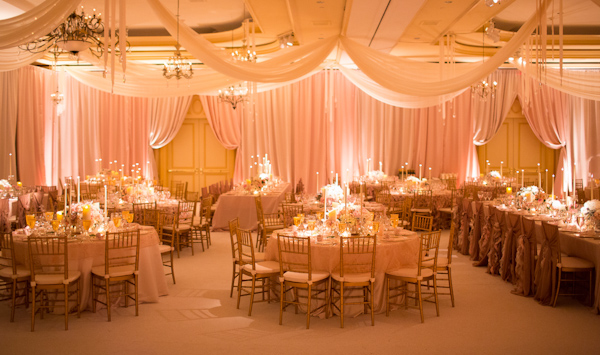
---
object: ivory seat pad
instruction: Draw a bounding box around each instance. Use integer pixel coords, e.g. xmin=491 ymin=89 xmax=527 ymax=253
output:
xmin=241 ymin=261 xmax=279 ymax=274
xmin=0 ymin=265 xmax=30 ymax=278
xmin=331 ymin=272 xmax=373 ymax=283
xmin=283 ymin=271 xmax=329 ymax=283
xmin=34 ymin=270 xmax=80 ymax=285
xmin=560 ymin=256 xmax=594 ymax=269
xmin=92 ymin=265 xmax=136 ymax=278
xmin=387 ymin=268 xmax=433 ymax=279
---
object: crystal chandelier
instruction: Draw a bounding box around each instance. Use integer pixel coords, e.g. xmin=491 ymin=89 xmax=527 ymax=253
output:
xmin=231 ymin=19 xmax=257 ymax=63
xmin=218 ymin=83 xmax=248 ymax=110
xmin=163 ymin=0 xmax=193 ymax=80
xmin=471 ymin=26 xmax=498 ymax=100
xmin=19 ymin=7 xmax=106 ymax=60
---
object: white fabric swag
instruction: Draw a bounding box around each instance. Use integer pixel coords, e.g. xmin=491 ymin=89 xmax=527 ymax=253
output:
xmin=0 ymin=0 xmax=80 ymax=50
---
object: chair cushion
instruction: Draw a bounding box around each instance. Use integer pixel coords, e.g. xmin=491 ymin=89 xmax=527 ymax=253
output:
xmin=33 ymin=270 xmax=80 ymax=285
xmin=283 ymin=271 xmax=329 ymax=283
xmin=92 ymin=265 xmax=136 ymax=278
xmin=0 ymin=265 xmax=30 ymax=279
xmin=241 ymin=261 xmax=280 ymax=275
xmin=438 ymin=207 xmax=452 ymax=213
xmin=411 ymin=208 xmax=432 ymax=213
xmin=386 ymin=268 xmax=434 ymax=280
xmin=423 ymin=258 xmax=448 ymax=269
xmin=560 ymin=256 xmax=595 ymax=270
xmin=265 ymin=224 xmax=284 ymax=232
xmin=331 ymin=272 xmax=373 ymax=283
xmin=157 ymin=244 xmax=173 ymax=253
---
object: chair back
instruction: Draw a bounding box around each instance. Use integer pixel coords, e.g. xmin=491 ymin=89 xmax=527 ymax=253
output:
xmin=142 ymin=208 xmax=164 ymax=235
xmin=282 ymin=203 xmax=303 ymax=228
xmin=103 ymin=229 xmax=140 ymax=276
xmin=417 ymin=230 xmax=441 ymax=277
xmin=0 ymin=199 xmax=10 ymax=232
xmin=173 ymin=181 xmax=188 ymax=200
xmin=177 ymin=201 xmax=196 ymax=228
xmin=229 ymin=218 xmax=240 ymax=260
xmin=413 ymin=190 xmax=432 ymax=209
xmin=254 ymin=195 xmax=265 ymax=225
xmin=237 ymin=228 xmax=257 ymax=270
xmin=401 ymin=197 xmax=413 ymax=223
xmin=133 ymin=202 xmax=156 ymax=224
xmin=375 ymin=190 xmax=391 ymax=205
xmin=27 ymin=234 xmax=69 ymax=282
xmin=200 ymin=196 xmax=213 ymax=225
xmin=411 ymin=214 xmax=433 ymax=232
xmin=339 ymin=235 xmax=376 ymax=279
xmin=201 ymin=187 xmax=208 ymax=198
xmin=277 ymin=235 xmax=314 ymax=280
xmin=0 ymin=231 xmax=17 ymax=276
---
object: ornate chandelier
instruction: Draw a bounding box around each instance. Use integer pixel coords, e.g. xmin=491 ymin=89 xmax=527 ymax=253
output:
xmin=485 ymin=0 xmax=502 ymax=7
xmin=19 ymin=7 xmax=106 ymax=60
xmin=471 ymin=26 xmax=498 ymax=101
xmin=163 ymin=0 xmax=193 ymax=80
xmin=231 ymin=19 xmax=257 ymax=62
xmin=218 ymin=83 xmax=248 ymax=110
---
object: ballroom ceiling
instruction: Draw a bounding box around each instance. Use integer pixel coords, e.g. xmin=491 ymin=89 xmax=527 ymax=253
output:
xmin=2 ymin=0 xmax=600 ymax=67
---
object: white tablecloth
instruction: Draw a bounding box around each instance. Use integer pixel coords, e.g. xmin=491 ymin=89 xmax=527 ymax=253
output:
xmin=211 ymin=183 xmax=292 ymax=231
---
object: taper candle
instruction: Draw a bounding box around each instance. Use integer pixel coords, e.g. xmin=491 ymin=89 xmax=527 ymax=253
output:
xmin=419 ymin=164 xmax=422 ymax=180
xmin=545 ymin=169 xmax=548 ymax=193
xmin=77 ymin=176 xmax=80 ymax=203
xmin=316 ymin=172 xmax=319 ymax=194
xmin=500 ymin=161 xmax=503 ymax=177
xmin=429 ymin=167 xmax=431 ymax=180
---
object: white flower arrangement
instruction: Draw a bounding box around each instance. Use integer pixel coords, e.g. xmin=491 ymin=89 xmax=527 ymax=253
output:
xmin=550 ymin=200 xmax=566 ymax=211
xmin=406 ymin=176 xmax=421 ymax=183
xmin=581 ymin=199 xmax=600 ymax=218
xmin=321 ymin=184 xmax=344 ymax=204
xmin=0 ymin=179 xmax=12 ymax=190
xmin=517 ymin=186 xmax=541 ymax=203
xmin=488 ymin=170 xmax=501 ymax=179
xmin=366 ymin=170 xmax=387 ymax=181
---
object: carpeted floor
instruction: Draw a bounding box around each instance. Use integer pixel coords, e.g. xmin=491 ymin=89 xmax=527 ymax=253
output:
xmin=1 ymin=230 xmax=599 ymax=355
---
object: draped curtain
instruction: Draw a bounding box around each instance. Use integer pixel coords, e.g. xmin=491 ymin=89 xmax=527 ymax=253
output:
xmin=518 ymin=76 xmax=571 ymax=197
xmin=0 ymin=70 xmax=18 ymax=179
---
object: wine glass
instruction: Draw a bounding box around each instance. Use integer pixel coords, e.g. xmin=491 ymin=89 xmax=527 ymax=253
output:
xmin=373 ymin=221 xmax=380 ymax=234
xmin=125 ymin=211 xmax=134 ymax=224
xmin=112 ymin=213 xmax=122 ymax=229
xmin=51 ymin=219 xmax=60 ymax=232
xmin=26 ymin=214 xmax=36 ymax=229
xmin=82 ymin=219 xmax=92 ymax=235
xmin=577 ymin=214 xmax=585 ymax=231
xmin=338 ymin=222 xmax=347 ymax=234
xmin=44 ymin=212 xmax=54 ymax=223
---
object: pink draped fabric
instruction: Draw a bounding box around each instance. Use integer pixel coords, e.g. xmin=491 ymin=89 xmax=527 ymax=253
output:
xmin=0 ymin=69 xmax=19 ymax=179
xmin=570 ymin=97 xmax=600 ymax=186
xmin=518 ymin=78 xmax=570 ymax=196
xmin=232 ymin=71 xmax=474 ymax=193
xmin=17 ymin=66 xmax=55 ymax=186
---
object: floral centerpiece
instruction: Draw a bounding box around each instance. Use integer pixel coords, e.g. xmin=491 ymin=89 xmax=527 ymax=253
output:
xmin=67 ymin=202 xmax=105 ymax=229
xmin=516 ymin=185 xmax=542 ymax=204
xmin=0 ymin=179 xmax=14 ymax=197
xmin=549 ymin=199 xmax=567 ymax=212
xmin=366 ymin=170 xmax=387 ymax=182
xmin=581 ymin=200 xmax=600 ymax=221
xmin=123 ymin=184 xmax=157 ymax=203
xmin=316 ymin=184 xmax=344 ymax=205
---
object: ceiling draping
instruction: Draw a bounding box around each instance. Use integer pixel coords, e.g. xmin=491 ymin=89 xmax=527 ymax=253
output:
xmin=0 ymin=0 xmax=81 ymax=50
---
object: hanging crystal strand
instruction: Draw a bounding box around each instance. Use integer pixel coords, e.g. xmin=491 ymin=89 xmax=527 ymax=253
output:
xmin=103 ymin=0 xmax=110 ymax=78
xmin=119 ymin=0 xmax=127 ymax=82
xmin=559 ymin=0 xmax=564 ymax=84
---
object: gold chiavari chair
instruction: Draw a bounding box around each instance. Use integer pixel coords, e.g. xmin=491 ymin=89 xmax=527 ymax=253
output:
xmin=236 ymin=228 xmax=279 ymax=316
xmin=28 ymin=234 xmax=81 ymax=331
xmin=163 ymin=201 xmax=196 ymax=257
xmin=575 ymin=179 xmax=583 ymax=190
xmin=330 ymin=235 xmax=376 ymax=328
xmin=277 ymin=235 xmax=330 ymax=329
xmin=375 ymin=189 xmax=391 ymax=206
xmin=91 ymin=229 xmax=140 ymax=321
xmin=173 ymin=181 xmax=188 ymax=200
xmin=411 ymin=189 xmax=433 ymax=216
xmin=386 ymin=230 xmax=441 ymax=323
xmin=255 ymin=195 xmax=283 ymax=252
xmin=192 ymin=197 xmax=212 ymax=252
xmin=281 ymin=203 xmax=304 ymax=228
xmin=425 ymin=222 xmax=456 ymax=307
xmin=133 ymin=202 xmax=156 ymax=224
xmin=412 ymin=214 xmax=433 ymax=232
xmin=229 ymin=218 xmax=241 ymax=298
xmin=143 ymin=209 xmax=175 ymax=284
xmin=0 ymin=231 xmax=30 ymax=322
xmin=401 ymin=197 xmax=413 ymax=228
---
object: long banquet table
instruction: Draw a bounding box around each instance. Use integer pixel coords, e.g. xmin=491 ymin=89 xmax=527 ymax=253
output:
xmin=13 ymin=224 xmax=169 ymax=311
xmin=265 ymin=228 xmax=419 ymax=316
xmin=211 ymin=183 xmax=292 ymax=231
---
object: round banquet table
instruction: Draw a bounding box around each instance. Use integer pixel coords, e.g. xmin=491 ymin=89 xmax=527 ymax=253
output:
xmin=265 ymin=228 xmax=419 ymax=316
xmin=12 ymin=224 xmax=169 ymax=312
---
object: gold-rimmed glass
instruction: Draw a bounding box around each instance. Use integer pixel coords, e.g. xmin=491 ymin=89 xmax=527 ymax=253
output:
xmin=338 ymin=222 xmax=347 ymax=233
xmin=112 ymin=212 xmax=122 ymax=228
xmin=391 ymin=218 xmax=399 ymax=228
xmin=293 ymin=216 xmax=301 ymax=227
xmin=373 ymin=221 xmax=380 ymax=233
xmin=44 ymin=211 xmax=54 ymax=222
xmin=123 ymin=210 xmax=134 ymax=224
xmin=51 ymin=219 xmax=60 ymax=232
